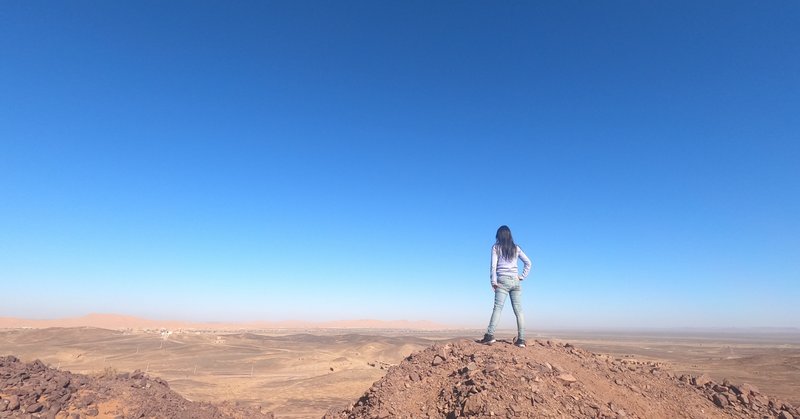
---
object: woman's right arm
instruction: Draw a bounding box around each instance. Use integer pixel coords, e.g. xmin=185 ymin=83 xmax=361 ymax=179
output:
xmin=518 ymin=246 xmax=531 ymax=280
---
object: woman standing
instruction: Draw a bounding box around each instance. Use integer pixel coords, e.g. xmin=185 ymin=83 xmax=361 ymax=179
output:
xmin=480 ymin=225 xmax=531 ymax=347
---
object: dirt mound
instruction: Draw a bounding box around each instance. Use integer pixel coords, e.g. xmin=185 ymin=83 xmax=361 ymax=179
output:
xmin=0 ymin=355 xmax=273 ymax=419
xmin=324 ymin=339 xmax=799 ymax=419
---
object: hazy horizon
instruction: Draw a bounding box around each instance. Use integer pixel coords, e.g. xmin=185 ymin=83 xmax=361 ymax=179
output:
xmin=3 ymin=312 xmax=800 ymax=334
xmin=2 ymin=1 xmax=798 ymax=329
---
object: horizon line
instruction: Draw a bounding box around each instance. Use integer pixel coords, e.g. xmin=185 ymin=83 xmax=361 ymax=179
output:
xmin=0 ymin=312 xmax=797 ymax=333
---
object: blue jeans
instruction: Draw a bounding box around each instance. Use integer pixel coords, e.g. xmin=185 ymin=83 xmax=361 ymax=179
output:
xmin=486 ymin=275 xmax=525 ymax=340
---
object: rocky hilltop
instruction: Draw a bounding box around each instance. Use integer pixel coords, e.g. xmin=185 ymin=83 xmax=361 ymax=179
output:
xmin=325 ymin=339 xmax=798 ymax=419
xmin=0 ymin=355 xmax=274 ymax=418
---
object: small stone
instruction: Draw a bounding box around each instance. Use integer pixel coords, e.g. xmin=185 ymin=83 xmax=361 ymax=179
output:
xmin=608 ymin=402 xmax=618 ymax=412
xmin=779 ymin=412 xmax=794 ymax=419
xmin=462 ymin=394 xmax=484 ymax=416
xmin=31 ymin=359 xmax=46 ymax=371
xmin=741 ymin=383 xmax=760 ymax=395
xmin=694 ymin=373 xmax=713 ymax=387
xmin=557 ymin=373 xmax=577 ymax=383
xmin=431 ymin=355 xmax=444 ymax=366
xmin=484 ymin=363 xmax=500 ymax=373
xmin=48 ymin=403 xmax=62 ymax=414
xmin=24 ymin=403 xmax=43 ymax=413
xmin=713 ymin=393 xmax=729 ymax=408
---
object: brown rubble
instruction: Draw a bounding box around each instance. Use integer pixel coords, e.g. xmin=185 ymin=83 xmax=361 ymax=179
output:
xmin=324 ymin=339 xmax=800 ymax=419
xmin=0 ymin=355 xmax=273 ymax=419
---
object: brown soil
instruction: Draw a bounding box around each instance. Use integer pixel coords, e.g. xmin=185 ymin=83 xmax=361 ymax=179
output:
xmin=0 ymin=355 xmax=274 ymax=418
xmin=3 ymin=338 xmax=798 ymax=418
xmin=324 ymin=339 xmax=800 ymax=419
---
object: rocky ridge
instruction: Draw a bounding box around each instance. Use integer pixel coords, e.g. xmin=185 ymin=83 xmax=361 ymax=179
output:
xmin=325 ymin=339 xmax=799 ymax=419
xmin=0 ymin=355 xmax=273 ymax=419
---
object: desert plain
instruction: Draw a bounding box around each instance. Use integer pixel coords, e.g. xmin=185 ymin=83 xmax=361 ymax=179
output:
xmin=0 ymin=322 xmax=798 ymax=418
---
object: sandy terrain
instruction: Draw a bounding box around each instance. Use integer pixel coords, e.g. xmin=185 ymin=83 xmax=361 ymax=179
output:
xmin=1 ymin=327 xmax=798 ymax=418
xmin=0 ymin=328 xmax=438 ymax=417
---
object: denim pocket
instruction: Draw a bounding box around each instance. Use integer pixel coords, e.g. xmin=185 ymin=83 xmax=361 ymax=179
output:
xmin=498 ymin=276 xmax=514 ymax=289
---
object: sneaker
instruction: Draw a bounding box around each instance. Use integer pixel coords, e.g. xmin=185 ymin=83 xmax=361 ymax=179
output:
xmin=478 ymin=334 xmax=496 ymax=344
xmin=515 ymin=339 xmax=526 ymax=348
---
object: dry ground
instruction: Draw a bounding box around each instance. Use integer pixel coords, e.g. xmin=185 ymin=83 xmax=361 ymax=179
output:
xmin=0 ymin=328 xmax=439 ymax=417
xmin=1 ymin=328 xmax=798 ymax=418
xmin=538 ymin=329 xmax=800 ymax=408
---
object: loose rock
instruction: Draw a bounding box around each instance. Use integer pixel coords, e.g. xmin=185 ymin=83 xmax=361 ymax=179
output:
xmin=0 ymin=356 xmax=274 ymax=419
xmin=321 ymin=339 xmax=794 ymax=419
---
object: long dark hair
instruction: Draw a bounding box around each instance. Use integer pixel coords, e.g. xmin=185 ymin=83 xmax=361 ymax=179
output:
xmin=495 ymin=225 xmax=517 ymax=260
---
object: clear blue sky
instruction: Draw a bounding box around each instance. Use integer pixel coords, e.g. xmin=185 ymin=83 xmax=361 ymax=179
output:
xmin=1 ymin=1 xmax=798 ymax=329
